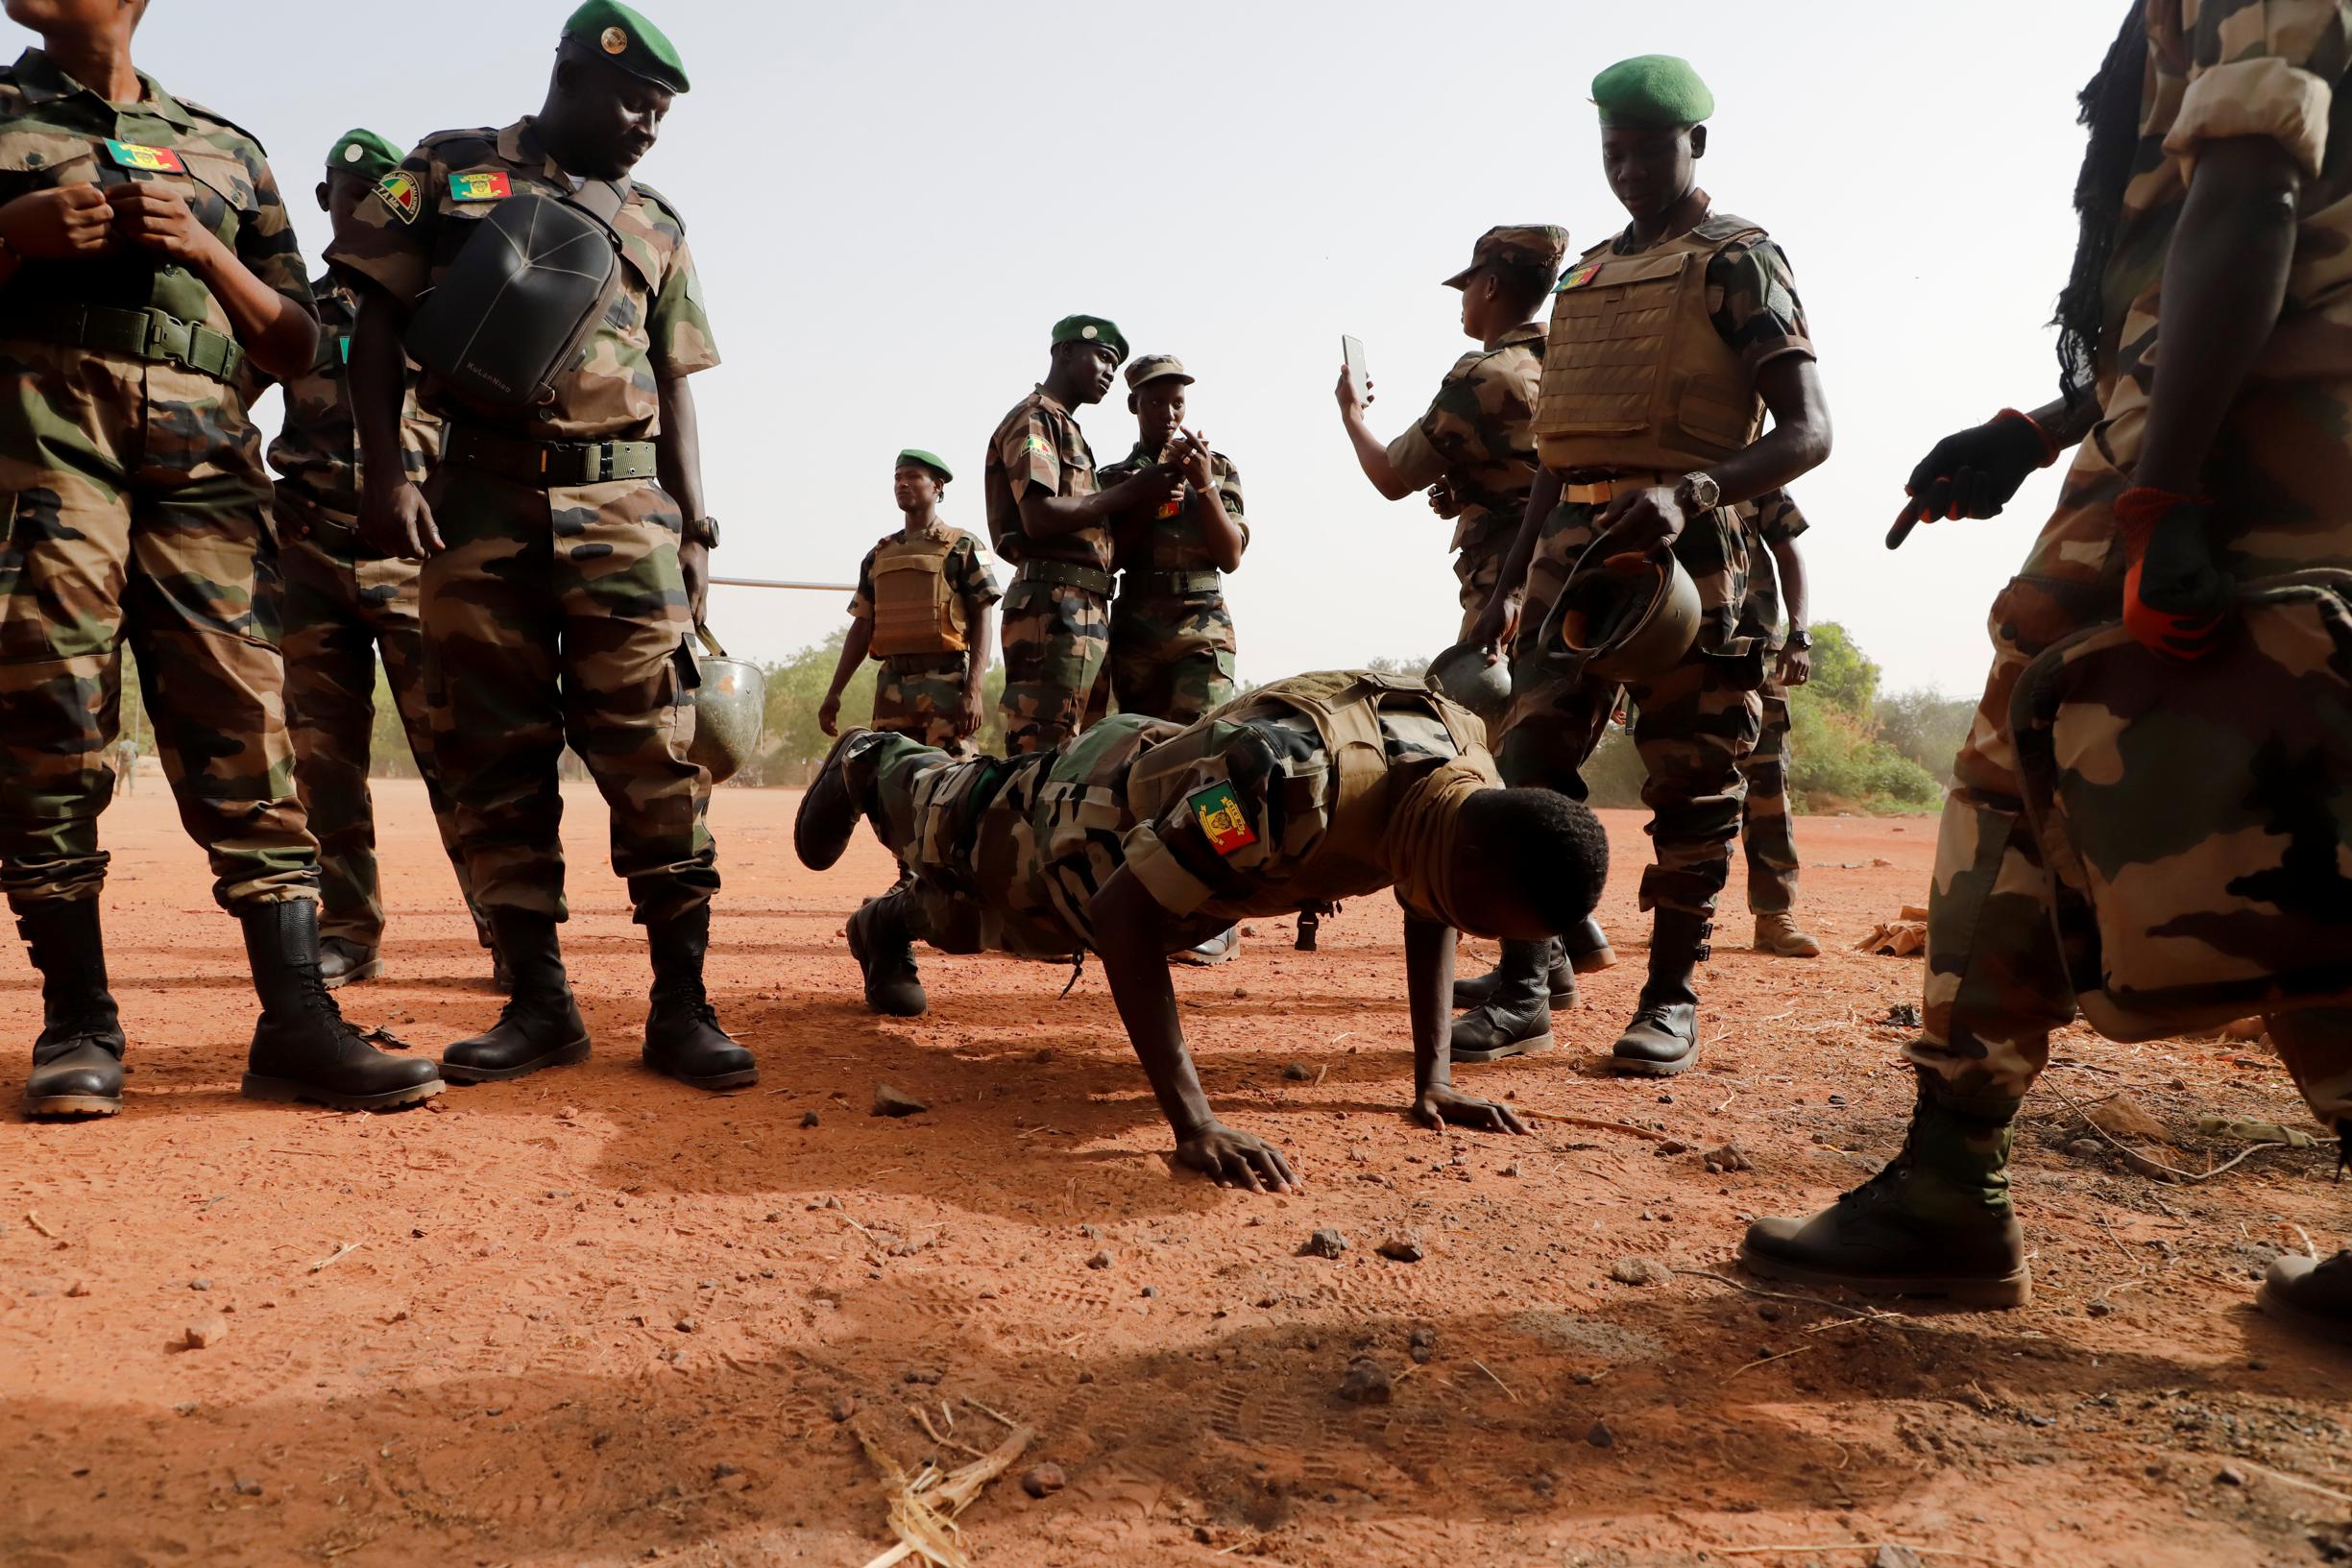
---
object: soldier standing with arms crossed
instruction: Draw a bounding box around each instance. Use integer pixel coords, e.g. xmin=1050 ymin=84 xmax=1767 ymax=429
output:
xmin=986 ymin=315 xmax=1179 ymax=755
xmin=271 ymin=128 xmax=495 ymax=991
xmin=0 ymin=0 xmax=439 ymax=1117
xmin=1465 ymin=56 xmax=1832 ymax=1071
xmin=335 ymin=1 xmax=751 ymax=1092
xmin=819 ymin=449 xmax=999 ymax=759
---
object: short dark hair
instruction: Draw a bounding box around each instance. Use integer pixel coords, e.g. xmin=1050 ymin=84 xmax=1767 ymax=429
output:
xmin=1462 ymin=786 xmax=1609 ymax=931
xmin=1487 ymin=257 xmax=1560 ymax=319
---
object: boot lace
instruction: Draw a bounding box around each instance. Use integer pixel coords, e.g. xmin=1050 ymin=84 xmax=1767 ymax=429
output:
xmin=1835 ymin=1101 xmax=1926 ymax=1206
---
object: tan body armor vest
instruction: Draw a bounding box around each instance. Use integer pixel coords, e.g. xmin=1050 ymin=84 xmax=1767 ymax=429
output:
xmin=867 ymin=531 xmax=968 ymax=659
xmin=1535 ymin=213 xmax=1769 ymax=474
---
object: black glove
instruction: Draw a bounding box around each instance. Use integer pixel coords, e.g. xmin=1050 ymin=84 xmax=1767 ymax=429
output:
xmin=1889 ymin=412 xmax=2052 ymax=546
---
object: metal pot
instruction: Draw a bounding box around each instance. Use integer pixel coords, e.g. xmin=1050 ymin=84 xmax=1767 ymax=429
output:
xmin=1539 ymin=542 xmax=1701 ymax=684
xmin=688 ymin=625 xmax=764 ymax=784
xmin=1425 ymin=639 xmax=1513 ymax=721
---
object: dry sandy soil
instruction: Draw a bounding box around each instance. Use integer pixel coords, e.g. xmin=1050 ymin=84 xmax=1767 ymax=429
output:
xmin=3 ymin=781 xmax=2348 ymax=1568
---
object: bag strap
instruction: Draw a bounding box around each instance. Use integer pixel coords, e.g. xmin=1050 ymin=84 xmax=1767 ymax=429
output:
xmin=566 ymin=177 xmax=630 ymax=229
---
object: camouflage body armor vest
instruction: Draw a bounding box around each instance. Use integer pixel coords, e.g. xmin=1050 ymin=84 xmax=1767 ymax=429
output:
xmin=868 ymin=532 xmax=967 ymax=659
xmin=1535 ymin=213 xmax=1768 ymax=474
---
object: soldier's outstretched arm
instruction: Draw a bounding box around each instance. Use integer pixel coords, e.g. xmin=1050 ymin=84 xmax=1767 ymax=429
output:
xmin=350 ymin=287 xmax=440 ymax=561
xmin=1890 ymin=396 xmax=2096 ymax=546
xmin=1090 ymin=869 xmax=1299 ymax=1194
xmin=1403 ymin=915 xmax=1529 ymax=1135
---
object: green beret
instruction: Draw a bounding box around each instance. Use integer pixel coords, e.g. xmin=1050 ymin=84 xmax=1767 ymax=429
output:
xmin=1591 ymin=54 xmax=1713 ymax=128
xmin=1051 ymin=314 xmax=1129 ymax=368
xmin=563 ymin=0 xmax=690 ymax=93
xmin=896 ymin=447 xmax=954 ymax=484
xmin=327 ymin=129 xmax=403 ymax=184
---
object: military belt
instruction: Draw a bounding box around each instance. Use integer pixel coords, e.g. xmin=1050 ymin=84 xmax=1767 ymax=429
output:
xmin=1014 ymin=560 xmax=1115 ymax=597
xmin=1560 ymin=470 xmax=1674 ymax=506
xmin=1121 ymin=569 xmax=1223 ymax=598
xmin=0 ymin=302 xmax=243 ymax=382
xmin=272 ymin=491 xmax=361 ymax=550
xmin=444 ymin=424 xmax=660 ymax=488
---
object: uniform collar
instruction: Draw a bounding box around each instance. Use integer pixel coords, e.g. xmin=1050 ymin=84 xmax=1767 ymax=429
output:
xmin=1613 ymin=187 xmax=1713 ymax=255
xmin=1030 ymin=383 xmax=1073 ymax=419
xmin=12 ymin=47 xmax=191 ymax=127
xmin=1484 ymin=321 xmax=1546 ymax=351
xmin=500 ymin=117 xmax=576 ymax=183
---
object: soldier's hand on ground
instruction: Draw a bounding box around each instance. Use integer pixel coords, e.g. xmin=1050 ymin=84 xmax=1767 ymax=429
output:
xmin=681 ymin=540 xmax=710 ymax=624
xmin=0 ymin=183 xmax=112 ymax=258
xmin=1425 ymin=481 xmax=1462 ymax=519
xmin=1413 ymin=1085 xmax=1530 ymax=1136
xmin=1334 ymin=365 xmax=1372 ymax=418
xmin=1176 ymin=1122 xmax=1299 ymax=1194
xmin=1775 ymin=642 xmax=1812 ymax=688
xmin=1596 ymin=486 xmax=1687 ymax=564
xmin=1890 ymin=417 xmax=2048 ymax=546
xmin=358 ymin=478 xmax=443 ymax=560
xmin=817 ymin=692 xmax=840 ymax=737
xmin=105 ymin=181 xmax=218 ymax=268
xmin=957 ymin=683 xmax=986 ymax=738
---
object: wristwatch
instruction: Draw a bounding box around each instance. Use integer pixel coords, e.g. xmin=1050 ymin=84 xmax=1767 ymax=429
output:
xmin=1675 ymin=470 xmax=1721 ymax=513
xmin=1784 ymin=627 xmax=1813 ymax=651
xmin=683 ymin=515 xmax=719 ymax=549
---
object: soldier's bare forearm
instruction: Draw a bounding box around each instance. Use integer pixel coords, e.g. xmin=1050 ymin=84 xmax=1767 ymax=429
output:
xmin=655 ymin=374 xmax=707 ymax=524
xmin=1017 ymin=488 xmax=1108 ymax=540
xmin=962 ymin=605 xmax=994 ymax=689
xmin=1195 ymin=491 xmax=1246 ymax=573
xmin=1770 ymin=537 xmax=1809 ymax=632
xmin=1092 ymin=871 xmax=1219 ymax=1142
xmin=1403 ymin=914 xmax=1456 ymax=1098
xmin=1702 ymin=358 xmax=1831 ymax=510
xmin=2135 ymin=135 xmax=2300 ymax=496
xmin=1343 ymin=412 xmax=1413 ymax=500
xmin=349 ymin=289 xmax=410 ymax=491
xmin=189 ymin=231 xmax=316 ymax=380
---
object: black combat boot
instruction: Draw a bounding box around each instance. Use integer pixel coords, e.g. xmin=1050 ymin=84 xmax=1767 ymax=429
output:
xmin=19 ymin=900 xmax=127 ymax=1120
xmin=1609 ymin=907 xmax=1709 ymax=1077
xmin=1450 ymin=939 xmax=1555 ymax=1063
xmin=849 ymin=893 xmax=928 ymax=1018
xmin=441 ymin=909 xmax=591 ymax=1083
xmin=1451 ymin=938 xmax=1576 ymax=1010
xmin=643 ymin=904 xmax=758 ymax=1090
xmin=795 ymin=728 xmax=885 ymax=871
xmin=239 ymin=900 xmax=443 ymax=1110
xmin=317 ymin=937 xmax=383 ymax=990
xmin=1564 ymin=916 xmax=1617 ymax=973
xmin=1739 ymin=1073 xmax=2030 ymax=1308
xmin=2256 ymin=1119 xmax=2352 ymax=1344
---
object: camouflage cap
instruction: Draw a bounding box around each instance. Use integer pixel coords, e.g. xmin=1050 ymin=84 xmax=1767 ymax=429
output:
xmin=327 ymin=129 xmax=403 ymax=184
xmin=563 ymin=0 xmax=690 ymax=93
xmin=1125 ymin=353 xmax=1193 ymax=394
xmin=896 ymin=447 xmax=954 ymax=484
xmin=1051 ymin=314 xmax=1129 ymax=367
xmin=1591 ymin=55 xmax=1713 ymax=127
xmin=1443 ymin=224 xmax=1571 ymax=289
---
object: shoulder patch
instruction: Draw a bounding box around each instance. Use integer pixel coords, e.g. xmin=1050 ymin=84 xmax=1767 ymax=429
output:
xmin=375 ymin=170 xmax=422 ymax=225
xmin=1555 ymin=257 xmax=1605 ymax=293
xmin=1187 ymin=782 xmax=1258 ymax=856
xmin=103 ymin=139 xmax=183 ymax=174
xmin=449 ymin=170 xmax=511 ymax=201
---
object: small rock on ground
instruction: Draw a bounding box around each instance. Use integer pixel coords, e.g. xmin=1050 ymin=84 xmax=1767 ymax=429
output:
xmin=1301 ymin=1228 xmax=1349 ymax=1260
xmin=1022 ymin=1462 xmax=1066 ymax=1499
xmin=1703 ymin=1141 xmax=1754 ymax=1173
xmin=1585 ymin=1419 xmax=1614 ymax=1449
xmin=1338 ymin=1358 xmax=1393 ymax=1406
xmin=1376 ymin=1236 xmax=1426 ymax=1264
xmin=1281 ymin=1062 xmax=1313 ymax=1081
xmin=183 ymin=1314 xmax=229 ymax=1350
xmin=1610 ymin=1256 xmax=1669 ymax=1287
xmin=872 ymin=1083 xmax=929 ymax=1118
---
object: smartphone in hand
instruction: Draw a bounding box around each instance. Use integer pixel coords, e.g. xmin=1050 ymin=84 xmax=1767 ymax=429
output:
xmin=1341 ymin=334 xmax=1369 ymax=401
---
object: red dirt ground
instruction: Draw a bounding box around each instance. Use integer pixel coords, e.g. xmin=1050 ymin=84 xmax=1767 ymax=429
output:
xmin=4 ymin=781 xmax=2348 ymax=1567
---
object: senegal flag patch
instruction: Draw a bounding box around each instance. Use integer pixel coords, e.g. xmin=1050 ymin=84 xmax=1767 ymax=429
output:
xmin=1188 ymin=782 xmax=1257 ymax=857
xmin=375 ymin=170 xmax=422 ymax=225
xmin=449 ymin=170 xmax=512 ymax=201
xmin=103 ymin=139 xmax=183 ymax=173
xmin=1555 ymin=258 xmax=1604 ymax=292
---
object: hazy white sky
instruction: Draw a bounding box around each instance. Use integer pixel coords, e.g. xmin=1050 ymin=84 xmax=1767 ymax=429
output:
xmin=86 ymin=0 xmax=2125 ymax=696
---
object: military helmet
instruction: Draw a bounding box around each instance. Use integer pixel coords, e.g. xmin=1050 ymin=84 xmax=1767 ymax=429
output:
xmin=1540 ymin=545 xmax=1701 ymax=683
xmin=687 ymin=627 xmax=764 ymax=784
xmin=1425 ymin=641 xmax=1513 ymax=721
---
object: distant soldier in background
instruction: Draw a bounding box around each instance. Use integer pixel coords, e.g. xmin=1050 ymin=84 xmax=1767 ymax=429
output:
xmin=820 ymin=449 xmax=999 ymax=758
xmin=1335 ymin=224 xmax=1564 ymax=645
xmin=1098 ymin=354 xmax=1247 ymax=724
xmin=270 ymin=128 xmax=494 ymax=990
xmin=985 ymin=315 xmax=1180 ymax=755
xmin=1734 ymin=490 xmax=1822 ymax=958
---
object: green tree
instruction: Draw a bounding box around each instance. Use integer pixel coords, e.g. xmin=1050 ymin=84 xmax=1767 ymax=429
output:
xmin=749 ymin=630 xmax=1006 ymax=784
xmin=1878 ymin=687 xmax=1976 ymax=786
xmin=1800 ymin=621 xmax=1878 ymax=718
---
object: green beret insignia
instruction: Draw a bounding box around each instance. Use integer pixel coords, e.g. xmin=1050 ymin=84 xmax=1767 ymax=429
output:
xmin=1051 ymin=314 xmax=1129 ymax=367
xmin=563 ymin=0 xmax=690 ymax=93
xmin=328 ymin=129 xmax=403 ymax=184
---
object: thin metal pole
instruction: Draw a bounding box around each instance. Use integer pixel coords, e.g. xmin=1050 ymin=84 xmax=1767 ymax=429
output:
xmin=708 ymin=576 xmax=858 ymax=592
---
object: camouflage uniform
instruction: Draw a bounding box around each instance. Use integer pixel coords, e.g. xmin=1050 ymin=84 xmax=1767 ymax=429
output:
xmin=845 ymin=523 xmax=1000 ymax=757
xmin=985 ymin=387 xmax=1113 ymax=755
xmin=1098 ymin=443 xmax=1248 ymax=722
xmin=1501 ymin=199 xmax=1811 ymax=922
xmin=0 ymin=48 xmax=318 ymax=915
xmin=1913 ymin=0 xmax=2352 ymax=1122
xmin=1734 ymin=490 xmax=1809 ymax=915
xmin=325 ymin=117 xmax=721 ymax=924
xmin=859 ymin=671 xmax=1495 ymax=958
xmin=1381 ymin=322 xmax=1545 ymax=639
xmin=268 ymin=275 xmax=479 ymax=948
